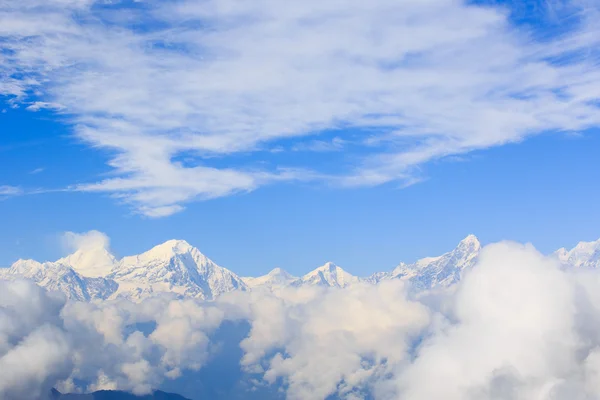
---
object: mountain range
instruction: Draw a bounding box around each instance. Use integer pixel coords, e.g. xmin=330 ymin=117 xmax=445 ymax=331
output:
xmin=1 ymin=235 xmax=599 ymax=302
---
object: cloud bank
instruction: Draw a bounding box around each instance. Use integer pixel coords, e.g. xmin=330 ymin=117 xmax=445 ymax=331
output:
xmin=5 ymin=242 xmax=600 ymax=399
xmin=1 ymin=0 xmax=600 ymax=215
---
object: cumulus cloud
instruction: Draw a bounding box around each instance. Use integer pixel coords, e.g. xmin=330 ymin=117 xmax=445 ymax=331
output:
xmin=379 ymin=243 xmax=581 ymax=399
xmin=0 ymin=281 xmax=72 ymax=400
xmin=9 ymin=242 xmax=600 ymax=399
xmin=0 ymin=283 xmax=227 ymax=399
xmin=220 ymin=282 xmax=430 ymax=400
xmin=58 ymin=297 xmax=225 ymax=395
xmin=61 ymin=230 xmax=111 ymax=253
xmin=1 ymin=0 xmax=600 ymax=215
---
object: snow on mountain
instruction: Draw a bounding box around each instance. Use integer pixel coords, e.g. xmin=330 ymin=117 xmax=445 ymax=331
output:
xmin=0 ymin=239 xmax=247 ymax=302
xmin=0 ymin=259 xmax=117 ymax=301
xmin=4 ymin=233 xmax=600 ymax=302
xmin=108 ymin=240 xmax=248 ymax=301
xmin=57 ymin=247 xmax=117 ymax=278
xmin=243 ymin=262 xmax=359 ymax=291
xmin=242 ymin=268 xmax=298 ymax=291
xmin=296 ymin=262 xmax=361 ymax=288
xmin=369 ymin=234 xmax=481 ymax=290
xmin=0 ymin=235 xmax=484 ymax=298
xmin=554 ymin=238 xmax=600 ymax=269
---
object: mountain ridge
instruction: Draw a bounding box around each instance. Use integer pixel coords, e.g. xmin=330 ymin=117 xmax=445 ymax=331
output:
xmin=554 ymin=238 xmax=600 ymax=269
xmin=368 ymin=234 xmax=482 ymax=290
xmin=2 ymin=235 xmax=598 ymax=301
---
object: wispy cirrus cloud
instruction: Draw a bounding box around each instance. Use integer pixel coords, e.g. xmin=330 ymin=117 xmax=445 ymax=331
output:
xmin=0 ymin=185 xmax=23 ymax=198
xmin=1 ymin=0 xmax=600 ymax=216
xmin=28 ymin=168 xmax=45 ymax=175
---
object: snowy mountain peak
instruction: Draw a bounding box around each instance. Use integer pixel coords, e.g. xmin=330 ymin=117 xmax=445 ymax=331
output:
xmin=3 ymin=258 xmax=117 ymax=301
xmin=57 ymin=247 xmax=117 ymax=278
xmin=119 ymin=239 xmax=215 ymax=270
xmin=554 ymin=238 xmax=600 ymax=268
xmin=242 ymin=267 xmax=298 ymax=291
xmin=7 ymin=259 xmax=45 ymax=276
xmin=7 ymin=233 xmax=600 ymax=302
xmin=571 ymin=239 xmax=600 ymax=255
xmin=110 ymin=240 xmax=247 ymax=301
xmin=267 ymin=267 xmax=294 ymax=278
xmin=316 ymin=261 xmax=338 ymax=271
xmin=555 ymin=247 xmax=569 ymax=260
xmin=381 ymin=235 xmax=481 ymax=290
xmin=142 ymin=239 xmax=195 ymax=258
xmin=300 ymin=262 xmax=359 ymax=288
xmin=457 ymin=234 xmax=481 ymax=250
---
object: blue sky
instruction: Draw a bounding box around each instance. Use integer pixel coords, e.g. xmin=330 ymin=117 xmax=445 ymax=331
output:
xmin=1 ymin=0 xmax=600 ymax=275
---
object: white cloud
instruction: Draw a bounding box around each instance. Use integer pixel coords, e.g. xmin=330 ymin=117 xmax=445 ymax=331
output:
xmin=0 ymin=282 xmax=227 ymax=398
xmin=0 ymin=281 xmax=73 ymax=400
xmin=0 ymin=186 xmax=22 ymax=197
xmin=379 ymin=242 xmax=580 ymax=399
xmin=9 ymin=241 xmax=600 ymax=399
xmin=291 ymin=137 xmax=347 ymax=152
xmin=61 ymin=230 xmax=111 ymax=253
xmin=230 ymin=243 xmax=600 ymax=400
xmin=1 ymin=0 xmax=599 ymax=215
xmin=58 ymin=296 xmax=226 ymax=395
xmin=219 ymin=282 xmax=430 ymax=399
xmin=26 ymin=102 xmax=64 ymax=112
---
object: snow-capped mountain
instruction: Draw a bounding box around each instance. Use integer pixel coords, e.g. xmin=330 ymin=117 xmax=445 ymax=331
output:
xmin=242 ymin=268 xmax=298 ymax=291
xmin=554 ymin=238 xmax=600 ymax=269
xmin=109 ymin=239 xmax=247 ymax=301
xmin=368 ymin=234 xmax=481 ymax=290
xmin=242 ymin=262 xmax=360 ymax=290
xmin=57 ymin=247 xmax=117 ymax=278
xmin=295 ymin=262 xmax=361 ymax=288
xmin=0 ymin=259 xmax=117 ymax=301
xmin=3 ymin=234 xmax=600 ymax=302
xmin=0 ymin=239 xmax=247 ymax=302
